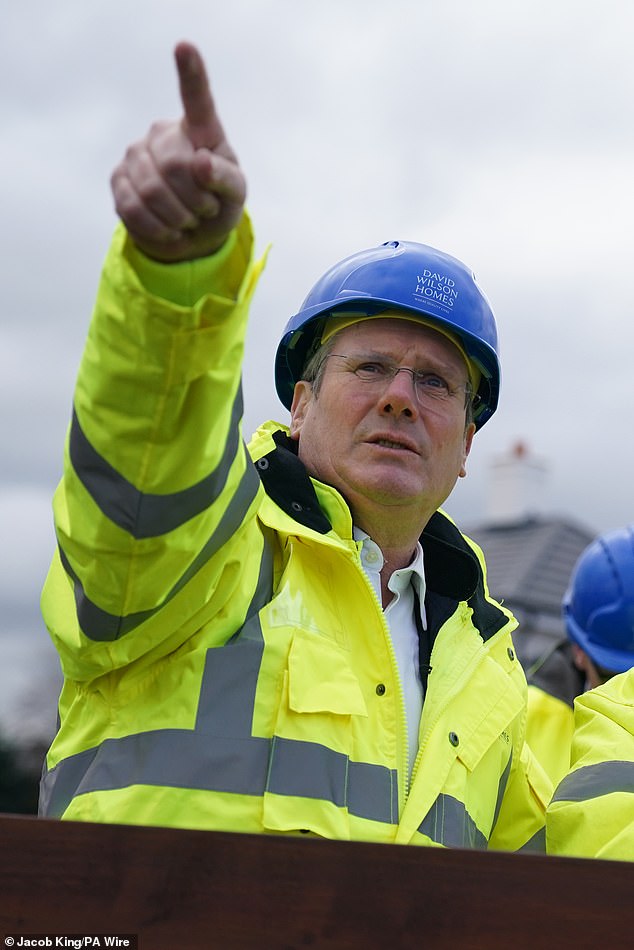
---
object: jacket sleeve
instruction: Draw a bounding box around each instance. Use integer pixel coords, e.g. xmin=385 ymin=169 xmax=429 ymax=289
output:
xmin=41 ymin=213 xmax=267 ymax=682
xmin=546 ymin=670 xmax=634 ymax=860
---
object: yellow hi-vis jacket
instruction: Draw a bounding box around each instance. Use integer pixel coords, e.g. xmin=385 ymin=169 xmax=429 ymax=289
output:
xmin=525 ymin=684 xmax=574 ymax=790
xmin=40 ymin=214 xmax=550 ymax=849
xmin=515 ymin=635 xmax=584 ymax=790
xmin=547 ymin=670 xmax=634 ymax=860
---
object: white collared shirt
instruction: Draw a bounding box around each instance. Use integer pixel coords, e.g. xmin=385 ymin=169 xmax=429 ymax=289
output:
xmin=354 ymin=528 xmax=427 ymax=779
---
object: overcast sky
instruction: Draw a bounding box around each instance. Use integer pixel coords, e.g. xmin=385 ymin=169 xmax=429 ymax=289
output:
xmin=2 ymin=0 xmax=634 ymax=735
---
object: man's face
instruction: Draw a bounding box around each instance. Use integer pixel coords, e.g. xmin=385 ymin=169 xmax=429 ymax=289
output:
xmin=289 ymin=318 xmax=476 ymax=530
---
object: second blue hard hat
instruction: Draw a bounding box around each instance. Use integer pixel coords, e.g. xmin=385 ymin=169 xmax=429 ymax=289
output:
xmin=563 ymin=525 xmax=634 ymax=674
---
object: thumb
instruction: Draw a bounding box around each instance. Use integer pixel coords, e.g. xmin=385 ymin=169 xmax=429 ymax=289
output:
xmin=174 ymin=41 xmax=226 ymax=151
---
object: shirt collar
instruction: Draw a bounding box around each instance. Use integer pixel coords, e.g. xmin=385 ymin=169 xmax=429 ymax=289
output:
xmin=353 ymin=526 xmax=427 ymax=610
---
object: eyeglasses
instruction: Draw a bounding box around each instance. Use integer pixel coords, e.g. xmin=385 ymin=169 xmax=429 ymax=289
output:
xmin=326 ymin=354 xmax=473 ymax=407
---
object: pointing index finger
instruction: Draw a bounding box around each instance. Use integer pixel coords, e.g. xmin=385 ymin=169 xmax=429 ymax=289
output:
xmin=174 ymin=41 xmax=225 ymax=150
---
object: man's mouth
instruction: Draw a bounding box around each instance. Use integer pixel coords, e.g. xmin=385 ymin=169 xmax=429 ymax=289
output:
xmin=369 ymin=436 xmax=417 ymax=453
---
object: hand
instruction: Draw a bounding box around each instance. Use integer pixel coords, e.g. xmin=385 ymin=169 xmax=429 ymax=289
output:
xmin=110 ymin=41 xmax=246 ymax=262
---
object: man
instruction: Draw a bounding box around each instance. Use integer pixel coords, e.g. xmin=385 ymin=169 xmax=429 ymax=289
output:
xmin=545 ymin=526 xmax=634 ymax=860
xmin=524 ymin=525 xmax=634 ymax=789
xmin=39 ymin=42 xmax=549 ymax=849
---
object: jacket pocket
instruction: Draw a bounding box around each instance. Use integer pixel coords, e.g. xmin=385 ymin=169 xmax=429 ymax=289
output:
xmin=262 ymin=631 xmax=367 ymax=839
xmin=287 ymin=632 xmax=368 ymax=717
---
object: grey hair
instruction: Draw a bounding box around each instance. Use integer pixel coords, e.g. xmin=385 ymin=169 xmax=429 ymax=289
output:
xmin=299 ymin=334 xmax=337 ymax=397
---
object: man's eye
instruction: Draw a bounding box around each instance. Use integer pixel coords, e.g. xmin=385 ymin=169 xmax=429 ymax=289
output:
xmin=356 ymin=361 xmax=389 ymax=377
xmin=418 ymin=373 xmax=449 ymax=392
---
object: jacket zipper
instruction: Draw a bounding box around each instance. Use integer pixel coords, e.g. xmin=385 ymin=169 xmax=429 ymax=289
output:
xmin=349 ymin=544 xmax=411 ymax=812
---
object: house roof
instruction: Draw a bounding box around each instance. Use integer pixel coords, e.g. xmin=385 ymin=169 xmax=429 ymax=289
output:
xmin=463 ymin=516 xmax=595 ymax=618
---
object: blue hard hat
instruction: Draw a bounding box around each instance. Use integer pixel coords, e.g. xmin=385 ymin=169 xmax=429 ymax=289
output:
xmin=563 ymin=525 xmax=634 ymax=674
xmin=274 ymin=240 xmax=500 ymax=429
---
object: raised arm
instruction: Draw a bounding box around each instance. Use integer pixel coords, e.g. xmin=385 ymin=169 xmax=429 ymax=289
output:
xmin=43 ymin=42 xmax=264 ymax=682
xmin=110 ymin=41 xmax=246 ymax=262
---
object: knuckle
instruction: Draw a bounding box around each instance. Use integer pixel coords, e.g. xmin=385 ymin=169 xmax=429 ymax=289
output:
xmin=137 ymin=175 xmax=166 ymax=206
xmin=161 ymin=153 xmax=189 ymax=183
xmin=123 ymin=140 xmax=143 ymax=164
xmin=148 ymin=118 xmax=171 ymax=138
xmin=115 ymin=198 xmax=145 ymax=232
xmin=198 ymin=194 xmax=221 ymax=218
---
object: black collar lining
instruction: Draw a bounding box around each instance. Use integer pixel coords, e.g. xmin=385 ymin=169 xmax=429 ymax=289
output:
xmin=255 ymin=431 xmax=507 ymax=641
xmin=255 ymin=431 xmax=332 ymax=534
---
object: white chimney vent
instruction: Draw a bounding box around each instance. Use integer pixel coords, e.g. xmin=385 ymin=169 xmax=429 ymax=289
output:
xmin=486 ymin=441 xmax=548 ymax=525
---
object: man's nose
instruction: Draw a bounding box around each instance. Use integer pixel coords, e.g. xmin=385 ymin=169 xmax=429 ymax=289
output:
xmin=379 ymin=368 xmax=419 ymax=417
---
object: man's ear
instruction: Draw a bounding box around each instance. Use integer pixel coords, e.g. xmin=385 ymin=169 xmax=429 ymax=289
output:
xmin=458 ymin=422 xmax=476 ymax=479
xmin=571 ymin=644 xmax=588 ymax=672
xmin=289 ymin=381 xmax=313 ymax=442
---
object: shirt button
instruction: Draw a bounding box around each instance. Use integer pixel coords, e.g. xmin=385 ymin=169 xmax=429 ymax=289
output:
xmin=449 ymin=731 xmax=459 ymax=747
xmin=365 ymin=550 xmax=380 ymax=565
xmin=507 ymin=647 xmax=515 ymax=661
xmin=376 ymin=683 xmax=386 ymax=696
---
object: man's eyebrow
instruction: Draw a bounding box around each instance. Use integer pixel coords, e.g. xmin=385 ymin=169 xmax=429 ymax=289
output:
xmin=370 ymin=347 xmax=467 ymax=375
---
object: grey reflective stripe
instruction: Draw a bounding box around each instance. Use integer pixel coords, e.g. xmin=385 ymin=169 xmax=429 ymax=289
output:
xmin=195 ymin=536 xmax=273 ymax=733
xmin=69 ymin=386 xmax=243 ymax=538
xmin=418 ymin=794 xmax=488 ymax=849
xmin=491 ymin=750 xmax=512 ymax=834
xmin=551 ymin=760 xmax=634 ymax=804
xmin=59 ymin=450 xmax=261 ymax=641
xmin=41 ymin=730 xmax=399 ymax=824
xmin=267 ymin=737 xmax=398 ymax=824
xmin=39 ymin=730 xmax=271 ymax=816
xmin=348 ymin=758 xmax=399 ymax=825
xmin=39 ymin=745 xmax=99 ymax=818
xmin=58 ymin=545 xmax=153 ymax=640
xmin=416 ymin=749 xmax=512 ymax=849
xmin=519 ymin=825 xmax=546 ymax=853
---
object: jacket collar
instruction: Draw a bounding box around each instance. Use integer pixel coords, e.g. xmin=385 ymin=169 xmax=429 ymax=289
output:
xmin=256 ymin=428 xmax=485 ymax=606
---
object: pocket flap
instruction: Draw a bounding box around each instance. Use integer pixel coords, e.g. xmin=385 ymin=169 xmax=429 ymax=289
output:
xmin=455 ymin=657 xmax=525 ymax=772
xmin=288 ymin=634 xmax=368 ymax=717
